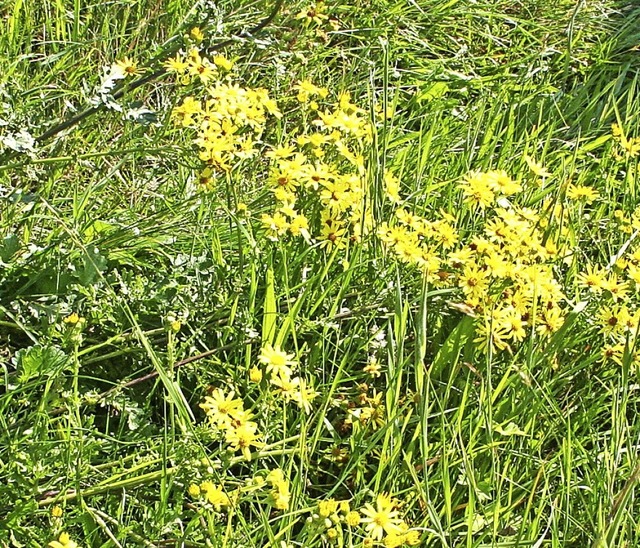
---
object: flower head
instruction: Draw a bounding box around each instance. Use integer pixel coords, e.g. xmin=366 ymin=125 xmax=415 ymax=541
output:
xmin=360 ymin=493 xmax=403 ymax=540
xmin=48 ymin=533 xmax=78 ymax=548
xmin=259 ymin=343 xmax=297 ymax=379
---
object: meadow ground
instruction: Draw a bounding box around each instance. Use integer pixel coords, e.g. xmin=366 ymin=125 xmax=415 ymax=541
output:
xmin=1 ymin=0 xmax=640 ymax=546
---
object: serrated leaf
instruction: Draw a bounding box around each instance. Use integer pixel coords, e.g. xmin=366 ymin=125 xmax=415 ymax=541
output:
xmin=15 ymin=345 xmax=70 ymax=383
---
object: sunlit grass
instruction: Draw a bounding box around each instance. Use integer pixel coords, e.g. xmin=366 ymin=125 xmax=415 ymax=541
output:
xmin=1 ymin=0 xmax=640 ymax=546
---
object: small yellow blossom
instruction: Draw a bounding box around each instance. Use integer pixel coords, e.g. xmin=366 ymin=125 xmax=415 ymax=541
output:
xmin=199 ymin=388 xmax=244 ymax=428
xmin=249 ymin=366 xmax=263 ymax=383
xmin=360 ymin=494 xmax=403 ymax=540
xmin=225 ymin=423 xmax=264 ymax=460
xmin=200 ymin=481 xmax=230 ymax=510
xmin=48 ymin=533 xmax=78 ymax=548
xmin=63 ymin=312 xmax=81 ymax=325
xmin=404 ymin=530 xmax=421 ymax=545
xmin=345 ymin=510 xmax=361 ymax=526
xmin=295 ymin=79 xmax=328 ymax=102
xmin=319 ymin=498 xmax=339 ymax=517
xmin=296 ymin=3 xmax=329 ymax=25
xmin=213 ymin=55 xmax=234 ymax=72
xmin=363 ymin=357 xmax=382 ymax=378
xmin=164 ymin=54 xmax=189 ymax=75
xmin=190 ymin=27 xmax=204 ymax=43
xmin=566 ymin=183 xmax=599 ymax=203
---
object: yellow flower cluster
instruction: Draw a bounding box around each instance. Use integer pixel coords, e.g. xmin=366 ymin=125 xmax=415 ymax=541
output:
xmin=170 ymin=51 xmax=280 ymax=189
xmin=173 ymin=83 xmax=280 ymax=175
xmin=380 ymin=169 xmax=568 ymax=353
xmin=189 ymin=481 xmax=231 ymax=510
xmin=165 ymin=47 xmax=234 ymax=86
xmin=458 ymin=169 xmax=522 ymax=210
xmin=260 ymin=85 xmax=373 ymax=249
xmin=303 ymin=495 xmax=419 ymax=546
xmin=344 ymin=389 xmax=386 ymax=431
xmin=265 ymin=468 xmax=291 ymax=510
xmin=457 ymin=205 xmax=566 ymax=352
xmin=258 ymin=343 xmax=318 ymax=414
xmin=378 ymin=206 xmax=458 ymax=284
xmin=189 ymin=468 xmax=291 ymax=513
xmin=577 ymin=241 xmax=640 ymax=366
xmin=199 ymin=388 xmax=264 ymax=460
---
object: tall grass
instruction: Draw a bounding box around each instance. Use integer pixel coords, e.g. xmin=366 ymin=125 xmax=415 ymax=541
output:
xmin=1 ymin=0 xmax=640 ymax=546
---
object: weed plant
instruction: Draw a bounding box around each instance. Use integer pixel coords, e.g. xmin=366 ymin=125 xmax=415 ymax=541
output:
xmin=1 ymin=0 xmax=640 ymax=546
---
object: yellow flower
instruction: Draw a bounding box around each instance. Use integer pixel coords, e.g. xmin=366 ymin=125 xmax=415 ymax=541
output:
xmin=266 ymin=468 xmax=285 ymax=486
xmin=200 ymin=481 xmax=230 ymax=510
xmin=187 ymin=49 xmax=217 ymax=84
xmin=270 ymin=374 xmax=300 ymax=401
xmin=459 ymin=171 xmax=496 ymax=209
xmin=404 ymin=530 xmax=421 ymax=545
xmin=213 ymin=55 xmax=234 ymax=72
xmin=115 ymin=56 xmax=141 ymax=77
xmin=48 ymin=533 xmax=78 ymax=548
xmin=383 ymin=533 xmax=405 ymax=548
xmin=294 ymin=79 xmax=328 ymax=102
xmin=345 ymin=510 xmax=361 ymax=526
xmin=289 ymin=213 xmax=311 ymax=240
xmin=265 ymin=470 xmax=291 ymax=509
xmin=266 ymin=144 xmax=296 ymax=160
xmin=577 ymin=263 xmax=607 ymax=294
xmin=363 ymin=357 xmax=382 ymax=378
xmin=360 ymin=494 xmax=403 ymax=540
xmin=296 ymin=3 xmax=329 ymax=25
xmin=319 ymin=498 xmax=339 ymax=517
xmin=225 ymin=423 xmax=264 ymax=460
xmin=384 ymin=170 xmax=402 ymax=203
xmin=259 ymin=343 xmax=296 ymax=379
xmin=318 ymin=217 xmax=347 ymax=249
xmin=199 ymin=388 xmax=245 ymax=428
xmin=190 ymin=27 xmax=204 ymax=43
xmin=249 ymin=366 xmax=263 ymax=383
xmin=486 ymin=169 xmax=522 ymax=195
xmin=524 ymin=155 xmax=551 ymax=178
xmin=164 ymin=54 xmax=188 ymax=74
xmin=566 ymin=183 xmax=599 ymax=203
xmin=269 ymin=479 xmax=291 ymax=510
xmin=291 ymin=377 xmax=318 ymax=414
xmin=261 ymin=212 xmax=290 ymax=241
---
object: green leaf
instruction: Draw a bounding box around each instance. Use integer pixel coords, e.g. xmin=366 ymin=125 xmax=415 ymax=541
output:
xmin=14 ymin=344 xmax=70 ymax=383
xmin=78 ymin=246 xmax=107 ymax=285
xmin=416 ymin=82 xmax=449 ymax=103
xmin=262 ymin=264 xmax=276 ymax=345
xmin=0 ymin=233 xmax=19 ymax=262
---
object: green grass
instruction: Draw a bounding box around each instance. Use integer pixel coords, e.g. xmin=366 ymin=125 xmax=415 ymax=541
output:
xmin=2 ymin=0 xmax=640 ymax=546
